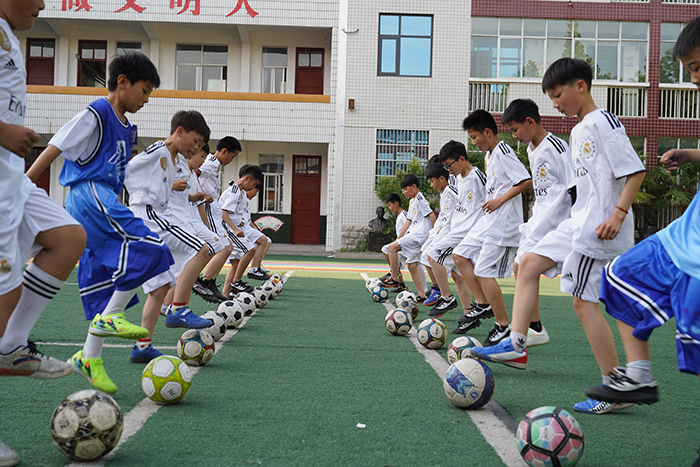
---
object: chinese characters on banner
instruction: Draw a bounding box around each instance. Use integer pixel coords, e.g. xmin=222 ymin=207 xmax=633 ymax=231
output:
xmin=61 ymin=0 xmax=258 ymax=17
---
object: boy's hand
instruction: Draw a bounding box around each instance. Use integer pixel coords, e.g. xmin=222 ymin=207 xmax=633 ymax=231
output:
xmin=0 ymin=123 xmax=39 ymax=157
xmin=482 ymin=197 xmax=504 ymax=214
xmin=172 ymin=179 xmax=188 ymax=191
xmin=659 ymin=149 xmax=687 ymax=174
xmin=202 ymin=194 xmax=213 ymax=204
xmin=188 ymin=192 xmax=205 ymax=203
xmin=233 ymin=227 xmax=245 ymax=237
xmin=595 ymin=209 xmax=626 ymax=240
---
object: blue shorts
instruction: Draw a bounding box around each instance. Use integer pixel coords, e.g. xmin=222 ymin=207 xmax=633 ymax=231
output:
xmin=600 ymin=234 xmax=700 ymax=375
xmin=66 ymin=181 xmax=174 ymax=320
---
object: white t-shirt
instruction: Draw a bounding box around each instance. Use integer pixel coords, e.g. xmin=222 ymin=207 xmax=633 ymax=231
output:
xmin=449 ymin=167 xmax=487 ymax=238
xmin=468 ymin=141 xmax=531 ymax=246
xmin=188 ymin=171 xmax=208 ymax=224
xmin=405 ymin=192 xmax=433 ymax=241
xmin=569 ymin=109 xmax=645 ymax=259
xmin=198 ymin=154 xmax=222 ymax=199
xmin=164 ymin=155 xmax=193 ymax=222
xmin=125 ymin=141 xmax=177 ymax=212
xmin=431 ymin=184 xmax=459 ymax=240
xmin=395 ymin=210 xmax=408 ymax=236
xmin=219 ymin=183 xmax=247 ymax=227
xmin=520 ymin=133 xmax=575 ymax=242
xmin=48 ymin=109 xmax=100 ymax=164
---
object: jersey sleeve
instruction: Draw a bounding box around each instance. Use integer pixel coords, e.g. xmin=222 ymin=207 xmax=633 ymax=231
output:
xmin=416 ymin=194 xmax=433 ymax=218
xmin=501 ymin=148 xmax=532 ymax=186
xmin=598 ymin=120 xmax=645 ymax=179
xmin=48 ymin=109 xmax=100 ymax=162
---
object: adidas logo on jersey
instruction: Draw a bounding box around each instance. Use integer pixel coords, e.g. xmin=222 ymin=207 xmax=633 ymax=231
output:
xmin=2 ymin=58 xmax=17 ymax=70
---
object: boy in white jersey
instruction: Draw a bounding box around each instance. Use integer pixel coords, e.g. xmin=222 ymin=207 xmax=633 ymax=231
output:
xmin=125 ymin=110 xmax=214 ymax=334
xmin=585 ymin=18 xmax=700 ymax=419
xmin=379 ymin=193 xmax=409 ymax=286
xmin=472 ymin=99 xmax=575 ymax=367
xmin=380 ymin=174 xmax=436 ymax=301
xmin=452 ymin=110 xmax=532 ymax=347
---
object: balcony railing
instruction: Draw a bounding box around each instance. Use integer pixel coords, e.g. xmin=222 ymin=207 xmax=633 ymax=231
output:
xmin=607 ymin=85 xmax=647 ymax=118
xmin=659 ymin=85 xmax=700 ymax=119
xmin=662 ymin=0 xmax=699 ymax=4
xmin=468 ymin=81 xmax=509 ymax=113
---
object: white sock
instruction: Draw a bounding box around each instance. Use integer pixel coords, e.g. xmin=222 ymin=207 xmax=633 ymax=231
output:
xmin=83 ymin=333 xmax=105 ymax=359
xmin=511 ymin=332 xmax=527 ymax=353
xmin=625 ymin=360 xmax=653 ymax=383
xmin=0 ymin=263 xmax=63 ymax=354
xmin=602 ymin=375 xmax=612 ymax=386
xmin=102 ymin=287 xmax=139 ymax=317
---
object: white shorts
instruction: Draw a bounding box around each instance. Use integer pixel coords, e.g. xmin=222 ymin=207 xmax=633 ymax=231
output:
xmin=191 ymin=220 xmax=229 ymax=254
xmin=381 ymin=243 xmax=406 ymax=270
xmin=454 ymin=238 xmax=516 ymax=279
xmin=396 ymin=233 xmax=425 ymax=264
xmin=0 ymin=183 xmax=81 ymax=295
xmin=525 ymin=227 xmax=573 ymax=279
xmin=241 ymin=224 xmax=267 ymax=245
xmin=560 ymin=251 xmax=609 ymax=303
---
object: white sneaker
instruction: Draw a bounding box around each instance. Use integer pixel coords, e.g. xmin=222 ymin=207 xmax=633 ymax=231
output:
xmin=0 ymin=439 xmax=19 ymax=467
xmin=0 ymin=342 xmax=74 ymax=379
xmin=526 ymin=326 xmax=550 ymax=347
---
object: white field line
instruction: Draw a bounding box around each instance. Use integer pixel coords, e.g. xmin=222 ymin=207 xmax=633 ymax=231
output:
xmin=66 ymin=271 xmax=295 ymax=467
xmin=362 ymin=272 xmax=525 ymax=467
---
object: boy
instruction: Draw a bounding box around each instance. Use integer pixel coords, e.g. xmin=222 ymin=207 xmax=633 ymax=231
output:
xmin=380 ymin=174 xmax=436 ymax=301
xmin=471 ymin=99 xmax=574 ymax=365
xmin=379 ymin=193 xmax=409 ymax=285
xmin=125 ymin=110 xmax=214 ymax=337
xmin=451 ymin=110 xmax=532 ymax=346
xmin=25 ymin=53 xmax=173 ymax=393
xmin=585 ymin=17 xmax=700 ymax=411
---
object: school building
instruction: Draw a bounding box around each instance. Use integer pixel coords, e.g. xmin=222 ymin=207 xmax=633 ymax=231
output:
xmin=17 ymin=0 xmax=699 ymax=251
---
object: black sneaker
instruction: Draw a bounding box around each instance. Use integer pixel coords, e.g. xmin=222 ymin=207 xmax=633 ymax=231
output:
xmin=231 ymin=280 xmax=254 ymax=294
xmin=393 ymin=282 xmax=408 ymax=293
xmin=457 ymin=302 xmax=494 ymax=324
xmin=484 ymin=323 xmax=510 ymax=347
xmin=416 ymin=295 xmax=426 ymax=303
xmin=247 ymin=268 xmax=271 ymax=281
xmin=379 ymin=278 xmax=401 ymax=288
xmin=428 ymin=295 xmax=458 ymax=318
xmin=202 ymin=278 xmax=227 ymax=302
xmin=379 ymin=272 xmax=392 ymax=281
xmin=193 ymin=277 xmax=217 ymax=302
xmin=451 ymin=319 xmax=482 ymax=334
xmin=585 ymin=367 xmax=659 ymax=405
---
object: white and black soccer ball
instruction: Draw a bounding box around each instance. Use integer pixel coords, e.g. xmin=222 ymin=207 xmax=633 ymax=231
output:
xmin=177 ymin=329 xmax=215 ymax=366
xmin=51 ymin=390 xmax=123 ymax=461
xmin=395 ymin=291 xmax=419 ymax=320
xmin=446 ymin=336 xmax=482 ymax=364
xmin=261 ymin=284 xmax=276 ymax=301
xmin=371 ymin=285 xmax=389 ymax=303
xmin=416 ymin=318 xmax=447 ymax=349
xmin=201 ymin=310 xmax=227 ymax=341
xmin=217 ymin=300 xmax=244 ymax=328
xmin=252 ymin=286 xmax=268 ymax=308
xmin=235 ymin=292 xmax=256 ymax=316
xmin=443 ymin=358 xmax=495 ymax=409
xmin=384 ymin=309 xmax=413 ymax=336
xmin=365 ymin=277 xmax=380 ymax=291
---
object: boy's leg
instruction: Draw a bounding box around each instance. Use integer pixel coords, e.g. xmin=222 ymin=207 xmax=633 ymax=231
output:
xmin=453 ymin=254 xmax=488 ymax=305
xmin=247 ymin=236 xmax=271 ymax=280
xmin=429 ymin=257 xmax=451 ymax=297
xmin=130 ymin=283 xmax=170 ymax=363
xmin=387 ymin=242 xmax=401 ymax=282
xmin=406 ymin=262 xmax=426 ymax=298
xmin=223 ymin=259 xmax=239 ymax=297
xmin=234 ymin=249 xmax=256 ymax=283
xmin=574 ymin=298 xmax=619 ymax=377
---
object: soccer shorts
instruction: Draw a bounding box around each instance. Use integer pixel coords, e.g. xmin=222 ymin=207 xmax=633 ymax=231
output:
xmin=380 ymin=243 xmax=407 ymax=271
xmin=190 ymin=220 xmax=229 ymax=255
xmin=241 ymin=224 xmax=267 ymax=245
xmin=516 ymin=230 xmax=569 ymax=279
xmin=66 ymin=181 xmax=173 ymax=318
xmin=600 ymin=235 xmax=700 ymax=375
xmin=223 ymin=221 xmax=253 ymax=261
xmin=426 ymin=235 xmax=460 ymax=274
xmin=396 ymin=232 xmax=426 ymax=264
xmin=560 ymin=251 xmax=609 ymax=303
xmin=454 ymin=238 xmax=516 ymax=279
xmin=0 ymin=180 xmax=81 ymax=295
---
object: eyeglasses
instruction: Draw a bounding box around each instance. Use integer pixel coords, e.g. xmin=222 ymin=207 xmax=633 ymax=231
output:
xmin=444 ymin=159 xmax=457 ymax=169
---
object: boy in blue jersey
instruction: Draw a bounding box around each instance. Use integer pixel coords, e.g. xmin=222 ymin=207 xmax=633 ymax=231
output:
xmin=586 ymin=16 xmax=700 ymax=408
xmin=27 ymin=53 xmax=172 ymax=394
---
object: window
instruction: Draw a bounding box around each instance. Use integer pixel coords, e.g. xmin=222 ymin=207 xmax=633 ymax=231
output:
xmin=376 ymin=129 xmax=429 ymax=179
xmin=660 ymin=23 xmax=692 ymax=84
xmin=658 ymin=137 xmax=700 ymax=158
xmin=26 ymin=38 xmax=54 ymax=85
xmin=262 ymin=47 xmax=287 ymax=93
xmin=176 ymin=44 xmax=228 ymax=91
xmin=471 ymin=18 xmax=648 ymax=82
xmin=378 ymin=14 xmax=433 ymax=77
xmin=258 ymin=155 xmax=284 ymax=213
xmin=78 ymin=40 xmax=106 ymax=87
xmin=117 ymin=42 xmax=141 ymax=56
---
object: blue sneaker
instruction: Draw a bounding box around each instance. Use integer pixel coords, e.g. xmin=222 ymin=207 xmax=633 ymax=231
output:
xmin=423 ymin=288 xmax=441 ymax=306
xmin=129 ymin=343 xmax=163 ymax=363
xmin=573 ymin=396 xmax=635 ymax=414
xmin=470 ymin=337 xmax=528 ymax=369
xmin=165 ymin=305 xmax=213 ymax=329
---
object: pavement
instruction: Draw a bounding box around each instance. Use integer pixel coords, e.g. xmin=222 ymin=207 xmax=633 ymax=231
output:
xmin=268 ymin=243 xmax=383 ymax=260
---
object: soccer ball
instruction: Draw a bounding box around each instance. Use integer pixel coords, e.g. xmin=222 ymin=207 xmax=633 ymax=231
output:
xmin=51 ymin=390 xmax=123 ymax=461
xmin=395 ymin=291 xmax=419 ymax=320
xmin=365 ymin=277 xmax=380 ymax=291
xmin=201 ymin=310 xmax=227 ymax=341
xmin=264 ymin=280 xmax=280 ymax=300
xmin=252 ymin=286 xmax=268 ymax=308
xmin=217 ymin=300 xmax=244 ymax=328
xmin=416 ymin=318 xmax=446 ymax=349
xmin=371 ymin=286 xmax=389 ymax=303
xmin=177 ymin=329 xmax=215 ymax=366
xmin=235 ymin=292 xmax=256 ymax=315
xmin=443 ymin=358 xmax=495 ymax=410
xmin=516 ymin=406 xmax=585 ymax=467
xmin=446 ymin=336 xmax=482 ymax=364
xmin=270 ymin=273 xmax=282 ymax=283
xmin=141 ymin=355 xmax=192 ymax=405
xmin=384 ymin=309 xmax=413 ymax=336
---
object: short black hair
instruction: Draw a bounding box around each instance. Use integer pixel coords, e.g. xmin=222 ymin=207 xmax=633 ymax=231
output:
xmin=238 ymin=164 xmax=251 ymax=178
xmin=241 ymin=164 xmax=263 ymax=183
xmin=674 ymin=15 xmax=700 ymax=60
xmin=217 ymin=136 xmax=242 ymax=153
xmin=462 ymin=110 xmax=498 ymax=135
xmin=427 ymin=154 xmax=441 ymax=166
xmin=170 ymin=110 xmax=210 ymax=143
xmin=201 ymin=143 xmax=210 ymax=155
xmin=542 ymin=58 xmax=592 ymax=93
xmin=400 ymin=173 xmax=420 ymax=189
xmin=107 ymin=52 xmax=160 ymax=91
xmin=439 ymin=140 xmax=468 ymax=163
xmin=385 ymin=192 xmax=401 ymax=204
xmin=426 ymin=163 xmax=449 ymax=181
xmin=502 ymin=99 xmax=541 ymax=125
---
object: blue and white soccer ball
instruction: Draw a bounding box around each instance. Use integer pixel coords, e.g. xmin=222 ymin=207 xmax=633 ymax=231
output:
xmin=443 ymin=358 xmax=495 ymax=409
xmin=416 ymin=318 xmax=446 ymax=349
xmin=446 ymin=336 xmax=482 ymax=364
xmin=371 ymin=285 xmax=389 ymax=303
xmin=384 ymin=309 xmax=413 ymax=336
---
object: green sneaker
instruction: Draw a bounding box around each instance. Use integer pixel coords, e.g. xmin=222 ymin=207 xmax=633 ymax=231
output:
xmin=89 ymin=312 xmax=148 ymax=339
xmin=68 ymin=350 xmax=117 ymax=394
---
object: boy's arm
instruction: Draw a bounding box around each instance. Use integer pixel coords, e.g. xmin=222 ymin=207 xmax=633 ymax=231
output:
xmin=428 ymin=212 xmax=437 ymax=227
xmin=26 ymin=144 xmax=62 ymax=182
xmin=222 ymin=209 xmax=245 ymax=237
xmin=595 ymin=171 xmax=645 ymax=240
xmin=482 ymin=179 xmax=533 ymax=214
xmin=659 ymin=148 xmax=700 ymax=173
xmin=197 ymin=204 xmax=210 ymax=228
xmin=0 ymin=121 xmax=39 ymax=158
xmin=397 ymin=219 xmax=411 ymax=238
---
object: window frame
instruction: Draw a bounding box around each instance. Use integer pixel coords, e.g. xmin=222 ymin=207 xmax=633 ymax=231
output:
xmin=378 ymin=14 xmax=434 ymax=78
xmin=25 ymin=38 xmax=55 ymax=86
xmin=77 ymin=40 xmax=107 ymax=88
xmin=258 ymin=155 xmax=285 ymax=213
xmin=261 ymin=47 xmax=288 ymax=94
xmin=175 ymin=44 xmax=228 ymax=92
xmin=375 ymin=129 xmax=430 ymax=180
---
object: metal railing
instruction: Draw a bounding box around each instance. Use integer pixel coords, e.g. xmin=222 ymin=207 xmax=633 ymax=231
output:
xmin=659 ymin=85 xmax=700 ymax=119
xmin=468 ymin=81 xmax=509 ymax=113
xmin=607 ymin=85 xmax=647 ymax=117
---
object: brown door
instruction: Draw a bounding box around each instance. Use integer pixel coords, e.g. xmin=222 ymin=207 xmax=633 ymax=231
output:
xmin=291 ymin=156 xmax=321 ymax=244
xmin=26 ymin=39 xmax=54 ymax=85
xmin=295 ymin=48 xmax=324 ymax=95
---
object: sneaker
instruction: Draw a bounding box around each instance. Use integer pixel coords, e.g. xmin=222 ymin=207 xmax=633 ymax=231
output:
xmin=247 ymin=268 xmax=271 ymax=281
xmin=692 ymin=451 xmax=700 ymax=467
xmin=159 ymin=304 xmax=169 ymax=317
xmin=192 ymin=277 xmax=216 ymax=302
xmin=526 ymin=326 xmax=550 ymax=347
xmin=428 ymin=295 xmax=458 ymax=317
xmin=202 ymin=278 xmax=227 ymax=302
xmin=231 ymin=280 xmax=254 ymax=294
xmin=68 ymin=350 xmax=117 ymax=394
xmin=379 ymin=277 xmax=401 ymax=288
xmin=585 ymin=369 xmax=659 ymax=405
xmin=456 ymin=302 xmax=494 ymax=324
xmin=165 ymin=305 xmax=213 ymax=329
xmin=129 ymin=343 xmax=163 ymax=363
xmin=393 ymin=282 xmax=408 ymax=293
xmin=572 ymin=397 xmax=636 ymax=415
xmin=0 ymin=439 xmax=19 ymax=467
xmin=470 ymin=337 xmax=527 ymax=369
xmin=89 ymin=312 xmax=149 ymax=339
xmin=416 ymin=295 xmax=426 ymax=303
xmin=423 ymin=288 xmax=441 ymax=306
xmin=379 ymin=272 xmax=392 ymax=281
xmin=483 ymin=323 xmax=510 ymax=347
xmin=451 ymin=319 xmax=482 ymax=335
xmin=0 ymin=342 xmax=74 ymax=379
xmin=259 ymin=265 xmax=271 ymax=274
